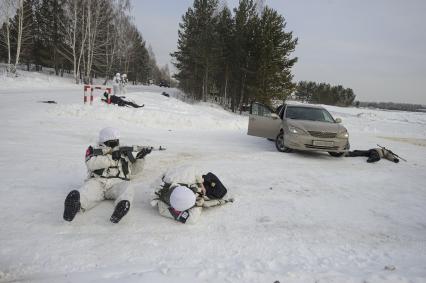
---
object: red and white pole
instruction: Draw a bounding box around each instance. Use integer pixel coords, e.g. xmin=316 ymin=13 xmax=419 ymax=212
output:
xmin=84 ymin=85 xmax=89 ymax=104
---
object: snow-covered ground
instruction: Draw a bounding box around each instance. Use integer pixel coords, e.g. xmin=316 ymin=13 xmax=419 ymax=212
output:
xmin=0 ymin=71 xmax=425 ymax=283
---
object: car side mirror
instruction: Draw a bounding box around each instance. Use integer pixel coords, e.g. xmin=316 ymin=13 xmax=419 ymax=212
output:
xmin=335 ymin=118 xmax=342 ymax=123
xmin=270 ymin=113 xmax=279 ymax=119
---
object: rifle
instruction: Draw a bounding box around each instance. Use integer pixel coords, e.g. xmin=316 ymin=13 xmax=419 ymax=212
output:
xmin=201 ymin=197 xmax=234 ymax=208
xmin=132 ymin=145 xmax=166 ymax=152
xmin=115 ymin=145 xmax=166 ymax=163
xmin=377 ymin=144 xmax=407 ymax=162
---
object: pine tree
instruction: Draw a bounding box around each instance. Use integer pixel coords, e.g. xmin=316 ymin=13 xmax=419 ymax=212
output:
xmin=231 ymin=0 xmax=257 ymax=111
xmin=295 ymin=81 xmax=356 ymax=106
xmin=214 ymin=5 xmax=233 ymax=105
xmin=19 ymin=0 xmax=37 ymax=71
xmin=251 ymin=6 xmax=297 ymax=105
xmin=172 ymin=0 xmax=220 ymax=100
xmin=37 ymin=0 xmax=67 ymax=74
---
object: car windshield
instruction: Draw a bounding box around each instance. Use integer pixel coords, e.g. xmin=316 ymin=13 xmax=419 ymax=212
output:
xmin=285 ymin=106 xmax=335 ymax=123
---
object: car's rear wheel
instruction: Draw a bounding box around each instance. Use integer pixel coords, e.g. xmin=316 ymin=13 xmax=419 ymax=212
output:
xmin=328 ymin=151 xmax=345 ymax=157
xmin=275 ymin=131 xmax=292 ymax=152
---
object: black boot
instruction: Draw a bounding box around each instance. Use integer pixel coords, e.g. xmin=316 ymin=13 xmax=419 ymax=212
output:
xmin=63 ymin=190 xmax=81 ymax=221
xmin=110 ymin=200 xmax=130 ymax=223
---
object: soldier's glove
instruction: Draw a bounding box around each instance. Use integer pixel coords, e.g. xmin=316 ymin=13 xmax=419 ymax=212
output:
xmin=136 ymin=147 xmax=152 ymax=159
xmin=111 ymin=150 xmax=121 ymax=160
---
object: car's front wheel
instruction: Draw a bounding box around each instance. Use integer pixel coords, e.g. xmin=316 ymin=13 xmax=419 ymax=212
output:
xmin=275 ymin=131 xmax=292 ymax=152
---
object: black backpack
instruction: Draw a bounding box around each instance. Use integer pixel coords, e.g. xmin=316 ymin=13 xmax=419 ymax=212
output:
xmin=202 ymin=172 xmax=227 ymax=199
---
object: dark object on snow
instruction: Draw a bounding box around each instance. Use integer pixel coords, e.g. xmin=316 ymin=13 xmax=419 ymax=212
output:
xmin=63 ymin=190 xmax=81 ymax=221
xmin=102 ymin=92 xmax=144 ymax=108
xmin=384 ymin=265 xmax=396 ymax=271
xmin=110 ymin=200 xmax=130 ymax=223
xmin=161 ymin=91 xmax=170 ymax=97
xmin=202 ymin=172 xmax=228 ymax=199
xmin=38 ymin=100 xmax=57 ymax=104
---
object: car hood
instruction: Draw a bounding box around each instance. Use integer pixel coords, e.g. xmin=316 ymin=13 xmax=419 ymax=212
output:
xmin=288 ymin=119 xmax=346 ymax=133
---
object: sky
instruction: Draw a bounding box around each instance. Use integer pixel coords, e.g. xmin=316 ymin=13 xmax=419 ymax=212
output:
xmin=132 ymin=0 xmax=426 ymax=104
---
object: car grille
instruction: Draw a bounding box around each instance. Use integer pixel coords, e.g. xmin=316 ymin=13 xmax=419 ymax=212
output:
xmin=305 ymin=144 xmax=339 ymax=150
xmin=308 ymin=131 xmax=337 ymax=138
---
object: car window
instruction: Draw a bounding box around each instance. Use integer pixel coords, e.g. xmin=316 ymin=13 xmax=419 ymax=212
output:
xmin=285 ymin=106 xmax=335 ymax=123
xmin=252 ymin=103 xmax=272 ymax=117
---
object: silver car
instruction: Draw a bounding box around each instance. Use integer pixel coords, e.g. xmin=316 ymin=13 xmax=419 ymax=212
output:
xmin=247 ymin=102 xmax=350 ymax=156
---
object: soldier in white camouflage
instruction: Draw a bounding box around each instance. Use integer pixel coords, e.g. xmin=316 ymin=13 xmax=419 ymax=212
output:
xmin=63 ymin=127 xmax=152 ymax=223
xmin=151 ymin=165 xmax=233 ymax=224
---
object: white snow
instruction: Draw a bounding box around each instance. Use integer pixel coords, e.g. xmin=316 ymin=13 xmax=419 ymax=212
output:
xmin=0 ymin=71 xmax=425 ymax=283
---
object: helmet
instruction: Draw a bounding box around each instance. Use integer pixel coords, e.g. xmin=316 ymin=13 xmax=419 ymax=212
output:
xmin=116 ymin=73 xmax=121 ymax=77
xmin=122 ymin=74 xmax=127 ymax=78
xmin=170 ymin=186 xmax=196 ymax=211
xmin=99 ymin=127 xmax=120 ymax=143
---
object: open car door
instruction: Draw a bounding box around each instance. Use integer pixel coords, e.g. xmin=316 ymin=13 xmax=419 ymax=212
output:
xmin=247 ymin=102 xmax=282 ymax=139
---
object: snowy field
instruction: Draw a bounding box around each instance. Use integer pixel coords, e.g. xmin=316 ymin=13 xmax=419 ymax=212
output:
xmin=0 ymin=72 xmax=425 ymax=283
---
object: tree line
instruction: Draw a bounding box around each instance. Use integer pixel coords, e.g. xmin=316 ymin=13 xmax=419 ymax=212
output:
xmin=0 ymin=0 xmax=170 ymax=85
xmin=356 ymin=101 xmax=426 ymax=112
xmin=172 ymin=0 xmax=298 ymax=112
xmin=294 ymin=81 xmax=356 ymax=107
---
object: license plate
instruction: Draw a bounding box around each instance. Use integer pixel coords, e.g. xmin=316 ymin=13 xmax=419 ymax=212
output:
xmin=313 ymin=140 xmax=334 ymax=146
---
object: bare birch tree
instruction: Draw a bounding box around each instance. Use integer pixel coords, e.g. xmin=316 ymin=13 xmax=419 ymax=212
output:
xmin=13 ymin=0 xmax=25 ymax=71
xmin=0 ymin=0 xmax=18 ymax=73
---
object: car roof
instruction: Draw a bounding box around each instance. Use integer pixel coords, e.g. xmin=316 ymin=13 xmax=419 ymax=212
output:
xmin=284 ymin=102 xmax=326 ymax=110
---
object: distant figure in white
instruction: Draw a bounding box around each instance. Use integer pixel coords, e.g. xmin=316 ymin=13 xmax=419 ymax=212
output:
xmin=151 ymin=165 xmax=233 ymax=224
xmin=121 ymin=73 xmax=128 ymax=94
xmin=113 ymin=73 xmax=122 ymax=95
xmin=63 ymin=127 xmax=153 ymax=223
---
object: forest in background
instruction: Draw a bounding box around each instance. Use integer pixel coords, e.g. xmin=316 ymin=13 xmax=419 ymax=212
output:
xmin=0 ymin=0 xmax=171 ymax=85
xmin=172 ymin=0 xmax=298 ymax=111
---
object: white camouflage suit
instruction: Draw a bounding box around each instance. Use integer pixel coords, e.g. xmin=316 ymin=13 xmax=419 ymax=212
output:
xmin=112 ymin=73 xmax=122 ymax=95
xmin=152 ymin=165 xmax=230 ymax=224
xmin=79 ymin=144 xmax=146 ymax=211
xmin=120 ymin=74 xmax=128 ymax=94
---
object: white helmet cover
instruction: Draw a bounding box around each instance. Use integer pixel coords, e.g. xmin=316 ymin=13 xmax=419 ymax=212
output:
xmin=99 ymin=127 xmax=120 ymax=143
xmin=170 ymin=186 xmax=196 ymax=211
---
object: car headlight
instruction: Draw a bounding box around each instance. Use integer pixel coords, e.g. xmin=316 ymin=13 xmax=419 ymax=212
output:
xmin=288 ymin=125 xmax=306 ymax=135
xmin=337 ymin=130 xmax=349 ymax=138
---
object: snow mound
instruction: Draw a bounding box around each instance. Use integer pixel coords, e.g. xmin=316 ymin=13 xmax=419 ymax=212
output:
xmin=323 ymin=105 xmax=426 ymax=138
xmin=49 ymin=93 xmax=248 ymax=131
xmin=0 ymin=69 xmax=76 ymax=89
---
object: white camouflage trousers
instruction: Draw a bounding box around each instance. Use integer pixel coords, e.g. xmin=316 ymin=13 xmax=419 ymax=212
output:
xmin=78 ymin=178 xmax=134 ymax=210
